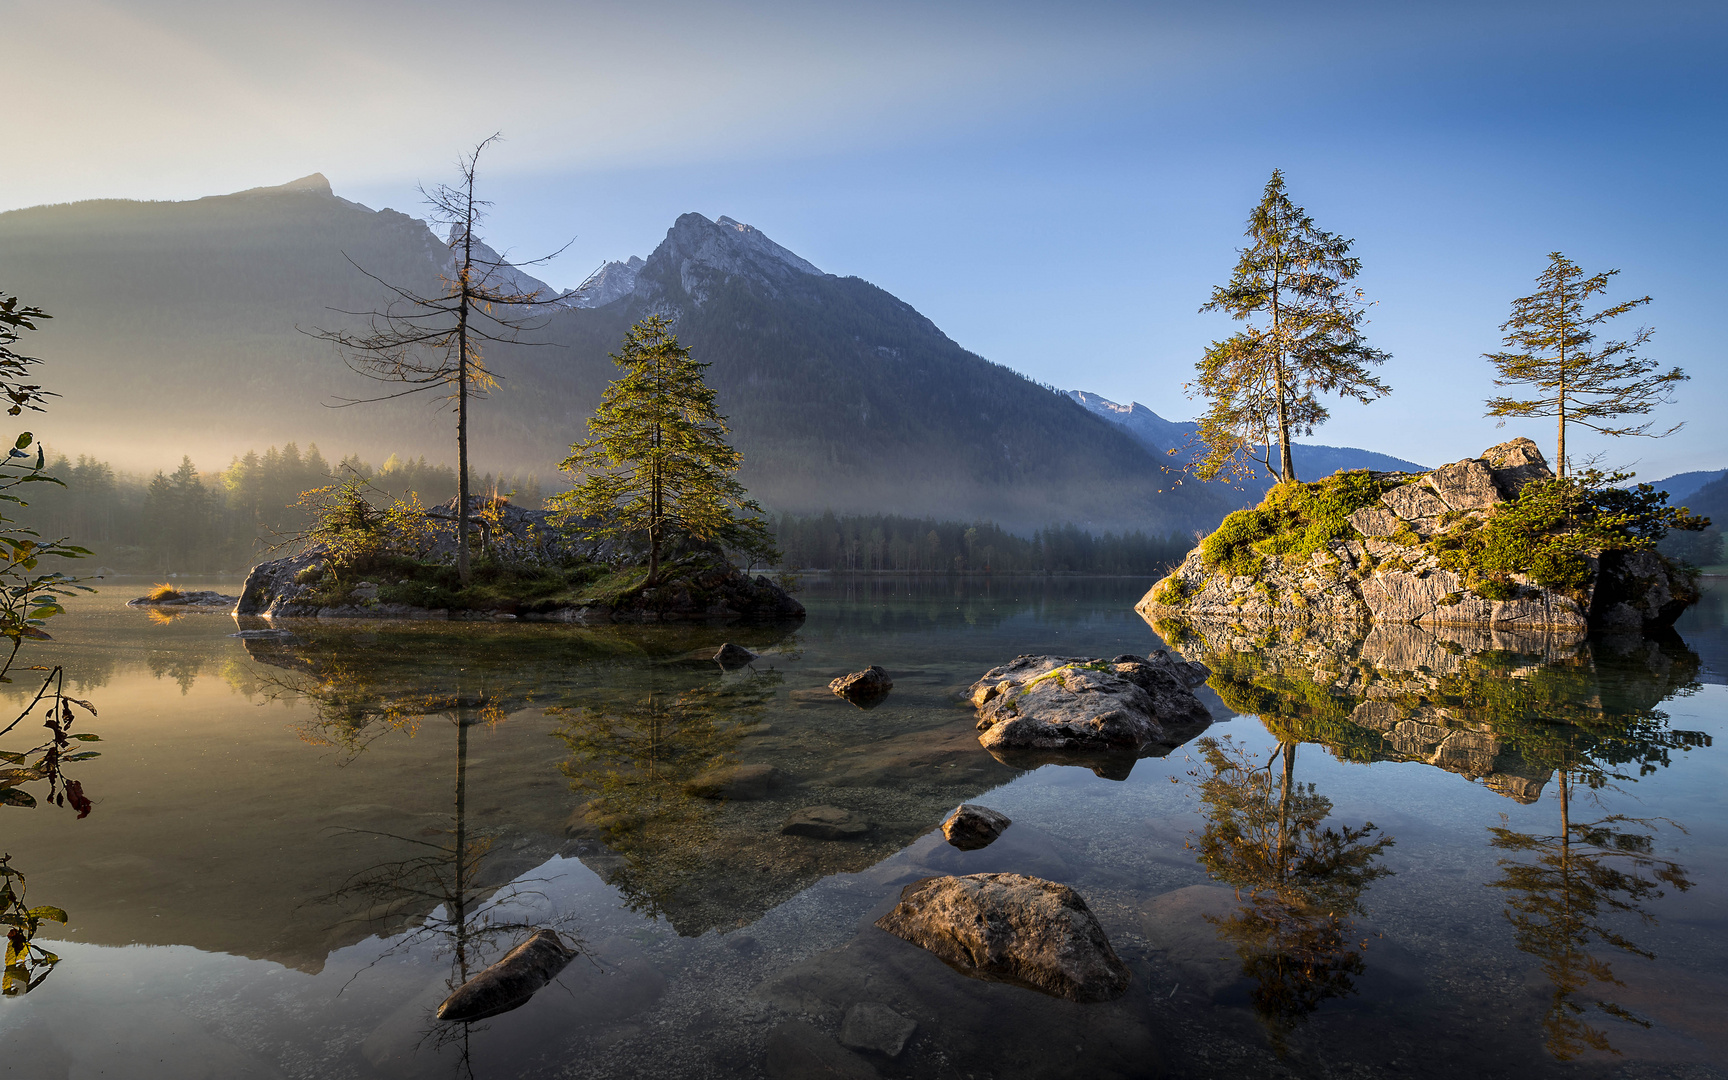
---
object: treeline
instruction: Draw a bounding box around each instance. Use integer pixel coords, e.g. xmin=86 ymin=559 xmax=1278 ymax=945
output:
xmin=770 ymin=512 xmax=1191 ymax=575
xmin=20 ymin=443 xmax=544 ymax=574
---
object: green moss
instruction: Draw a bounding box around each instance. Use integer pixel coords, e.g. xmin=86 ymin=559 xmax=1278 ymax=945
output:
xmin=1200 ymin=471 xmax=1390 ymax=579
xmin=1148 ymin=576 xmax=1187 ymax=606
xmin=1437 ymin=591 xmax=1465 ymax=607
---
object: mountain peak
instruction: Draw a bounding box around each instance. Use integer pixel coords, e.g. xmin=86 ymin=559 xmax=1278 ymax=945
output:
xmin=654 ymin=213 xmax=824 ymax=292
xmin=224 ymin=173 xmax=333 ymax=198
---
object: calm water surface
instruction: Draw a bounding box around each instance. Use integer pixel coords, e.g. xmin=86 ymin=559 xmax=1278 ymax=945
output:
xmin=1 ymin=577 xmax=1726 ymax=1079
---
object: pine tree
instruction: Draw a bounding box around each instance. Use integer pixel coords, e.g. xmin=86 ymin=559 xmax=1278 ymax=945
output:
xmin=552 ymin=316 xmax=774 ymax=585
xmin=1485 ymin=253 xmax=1685 ymax=478
xmin=1190 ymin=170 xmax=1390 ymax=484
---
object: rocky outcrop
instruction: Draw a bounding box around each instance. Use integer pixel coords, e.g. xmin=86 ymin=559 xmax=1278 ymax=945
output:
xmin=940 ymin=804 xmax=1011 ymax=851
xmin=127 ymin=590 xmax=236 ymax=608
xmin=967 ymin=653 xmax=1212 ymax=768
xmin=875 ymin=873 xmax=1130 ymax=1002
xmin=235 ymin=546 xmax=803 ymax=623
xmin=1139 ymin=439 xmax=1696 ymax=632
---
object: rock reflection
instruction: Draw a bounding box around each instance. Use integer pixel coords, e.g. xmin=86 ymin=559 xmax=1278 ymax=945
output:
xmin=1188 ymin=734 xmax=1394 ymax=1044
xmin=1162 ymin=616 xmax=1709 ymax=1059
xmin=1155 ymin=617 xmax=1707 ymax=803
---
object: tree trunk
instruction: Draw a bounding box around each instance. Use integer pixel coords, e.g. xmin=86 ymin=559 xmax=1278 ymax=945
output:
xmin=1271 ymin=264 xmax=1296 ymax=484
xmin=455 ymin=187 xmax=474 ymax=586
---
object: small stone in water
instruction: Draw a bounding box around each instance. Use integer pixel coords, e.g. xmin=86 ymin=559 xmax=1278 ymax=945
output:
xmin=839 ymin=1001 xmax=917 ymax=1058
xmin=436 ymin=928 xmax=576 ymax=1022
xmin=714 ymin=642 xmax=759 ymax=667
xmin=941 ymin=804 xmax=1011 ymax=850
xmin=781 ymin=805 xmax=870 ymax=840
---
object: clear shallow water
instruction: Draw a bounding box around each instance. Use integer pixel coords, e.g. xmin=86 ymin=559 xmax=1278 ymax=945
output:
xmin=0 ymin=576 xmax=1725 ymax=1079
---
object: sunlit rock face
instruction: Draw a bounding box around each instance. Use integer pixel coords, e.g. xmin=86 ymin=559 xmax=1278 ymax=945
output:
xmin=1139 ymin=439 xmax=1698 ymax=633
xmin=1151 ymin=615 xmax=1705 ymax=804
xmin=966 ymin=653 xmax=1213 ymax=778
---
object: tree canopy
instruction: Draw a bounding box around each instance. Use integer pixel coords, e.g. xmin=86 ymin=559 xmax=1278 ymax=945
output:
xmin=552 ymin=316 xmax=774 ymax=584
xmin=1191 ymin=169 xmax=1390 ymax=485
xmin=1485 ymin=253 xmax=1685 ymax=478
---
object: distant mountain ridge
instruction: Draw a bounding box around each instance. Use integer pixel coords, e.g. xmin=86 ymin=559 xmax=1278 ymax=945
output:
xmin=0 ymin=178 xmax=1235 ymax=534
xmin=1065 ymin=390 xmax=1427 ymax=505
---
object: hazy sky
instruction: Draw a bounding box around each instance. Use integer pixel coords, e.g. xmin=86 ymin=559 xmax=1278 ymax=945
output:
xmin=6 ymin=0 xmax=1725 ymax=475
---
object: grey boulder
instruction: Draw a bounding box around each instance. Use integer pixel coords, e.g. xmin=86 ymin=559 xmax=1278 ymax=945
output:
xmin=875 ymin=873 xmax=1129 ymax=1002
xmin=968 ymin=653 xmax=1211 ymax=756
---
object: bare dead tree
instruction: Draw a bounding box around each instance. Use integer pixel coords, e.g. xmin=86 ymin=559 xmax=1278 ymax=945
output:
xmin=307 ymin=134 xmax=594 ymax=584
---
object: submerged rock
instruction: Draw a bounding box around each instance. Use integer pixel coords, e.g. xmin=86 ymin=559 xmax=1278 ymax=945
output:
xmin=436 ymin=928 xmax=576 ymax=1022
xmin=685 ymin=763 xmax=782 ymax=801
xmin=875 ymin=873 xmax=1129 ymax=1002
xmin=940 ymin=804 xmax=1011 ymax=851
xmin=839 ymin=1002 xmax=917 ymax=1058
xmin=765 ymin=1020 xmax=879 ymax=1080
xmin=829 ymin=665 xmax=893 ymax=706
xmin=968 ymin=653 xmax=1211 ymax=760
xmin=782 ymin=805 xmax=871 ymax=840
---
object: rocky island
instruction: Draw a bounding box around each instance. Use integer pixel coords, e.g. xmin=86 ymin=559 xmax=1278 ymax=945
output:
xmin=234 ymin=496 xmax=802 ymax=623
xmin=1138 ymin=439 xmax=1701 ymax=633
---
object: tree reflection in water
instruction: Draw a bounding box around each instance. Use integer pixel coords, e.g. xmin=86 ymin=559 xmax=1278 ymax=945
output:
xmin=1165 ymin=618 xmax=1708 ymax=1060
xmin=1487 ymin=773 xmax=1690 ymax=1060
xmin=1189 ymin=734 xmax=1394 ymax=1046
xmin=550 ymin=667 xmax=780 ymax=920
xmin=250 ymin=654 xmax=581 ymax=1077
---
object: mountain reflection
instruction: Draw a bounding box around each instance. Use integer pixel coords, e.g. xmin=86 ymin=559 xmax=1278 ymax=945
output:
xmin=1188 ymin=734 xmax=1394 ymax=1045
xmin=1161 ymin=616 xmax=1708 ymax=1059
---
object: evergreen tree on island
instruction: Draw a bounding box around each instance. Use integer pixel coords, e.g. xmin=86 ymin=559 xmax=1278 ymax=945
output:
xmin=1485 ymin=253 xmax=1685 ymax=479
xmin=553 ymin=316 xmax=774 ymax=586
xmin=1190 ymin=170 xmax=1391 ymax=484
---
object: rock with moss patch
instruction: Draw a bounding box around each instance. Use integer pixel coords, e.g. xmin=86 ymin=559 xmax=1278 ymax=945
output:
xmin=1139 ymin=439 xmax=1698 ymax=632
xmin=968 ymin=653 xmax=1211 ymax=760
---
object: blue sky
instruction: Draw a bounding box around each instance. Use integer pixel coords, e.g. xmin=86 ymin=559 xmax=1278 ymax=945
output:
xmin=7 ymin=0 xmax=1725 ymax=476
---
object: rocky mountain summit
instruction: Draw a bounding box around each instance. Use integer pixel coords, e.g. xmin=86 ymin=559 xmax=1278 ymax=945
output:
xmin=1139 ymin=439 xmax=1698 ymax=632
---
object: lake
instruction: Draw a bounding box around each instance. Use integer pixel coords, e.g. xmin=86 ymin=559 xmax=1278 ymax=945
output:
xmin=1 ymin=576 xmax=1725 ymax=1079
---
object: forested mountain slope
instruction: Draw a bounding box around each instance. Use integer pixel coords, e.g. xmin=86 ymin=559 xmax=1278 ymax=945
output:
xmin=1 ymin=179 xmax=1235 ymax=533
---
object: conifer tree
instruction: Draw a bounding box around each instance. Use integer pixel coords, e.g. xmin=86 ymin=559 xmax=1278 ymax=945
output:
xmin=553 ymin=316 xmax=773 ymax=585
xmin=1190 ymin=170 xmax=1390 ymax=484
xmin=1485 ymin=253 xmax=1684 ymax=478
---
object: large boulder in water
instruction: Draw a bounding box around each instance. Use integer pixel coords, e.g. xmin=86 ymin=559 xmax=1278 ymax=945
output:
xmin=875 ymin=873 xmax=1130 ymax=1002
xmin=968 ymin=652 xmax=1212 ymax=758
